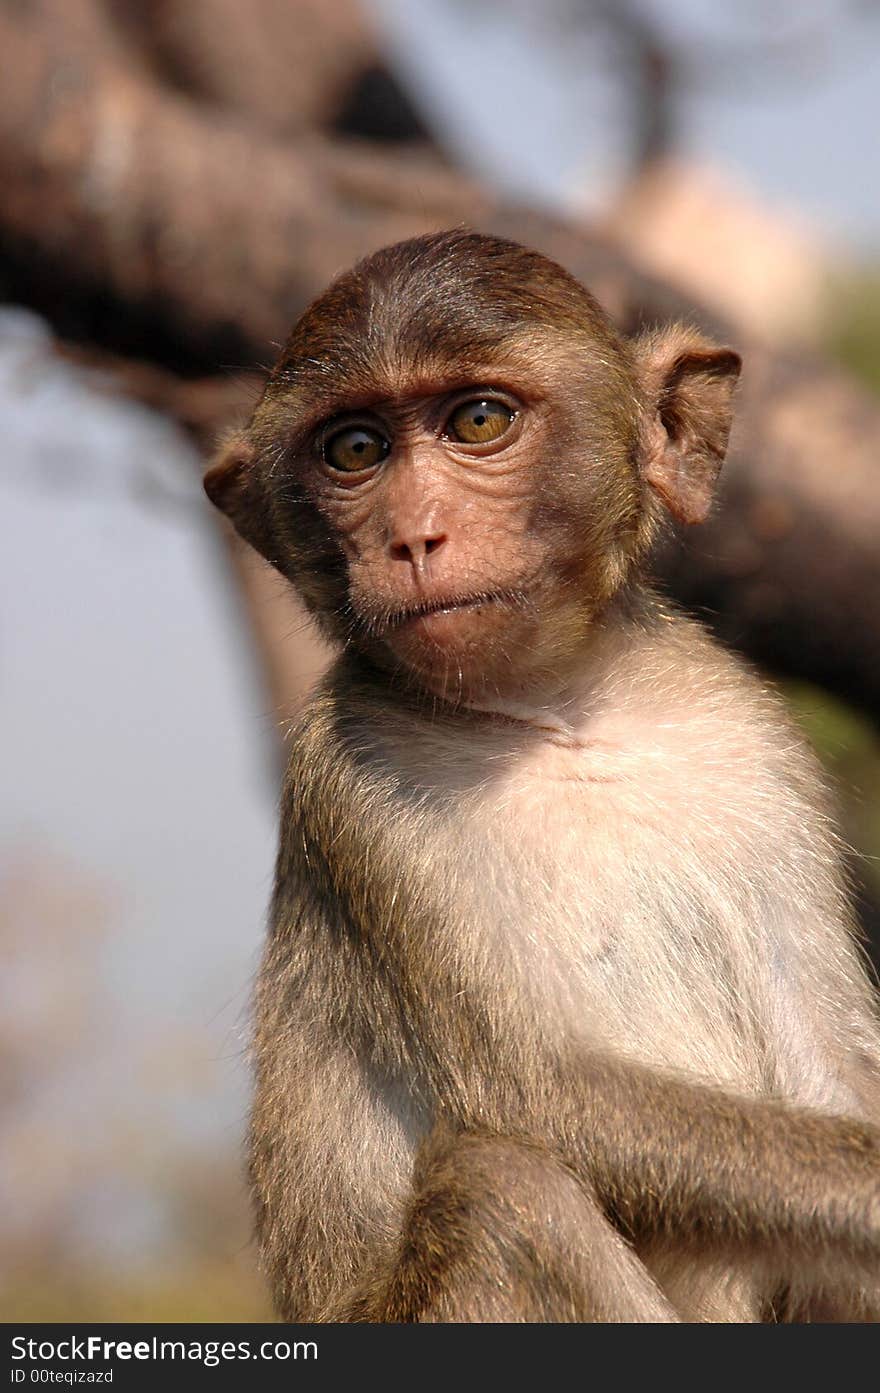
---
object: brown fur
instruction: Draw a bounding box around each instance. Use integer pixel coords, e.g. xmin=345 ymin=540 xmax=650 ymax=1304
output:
xmin=208 ymin=231 xmax=880 ymax=1322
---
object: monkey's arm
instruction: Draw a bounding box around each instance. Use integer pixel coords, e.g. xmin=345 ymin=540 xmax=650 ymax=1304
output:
xmin=551 ymin=1051 xmax=880 ymax=1285
xmin=249 ymin=880 xmax=432 ymax=1322
xmin=418 ymin=968 xmax=880 ymax=1286
xmin=408 ymin=1021 xmax=880 ymax=1315
xmin=340 ymin=1127 xmax=681 ymax=1323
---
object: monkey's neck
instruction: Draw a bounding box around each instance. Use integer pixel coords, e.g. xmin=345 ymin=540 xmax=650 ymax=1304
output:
xmin=460 ymin=695 xmax=580 ymax=743
xmin=460 ymin=583 xmax=667 ymax=743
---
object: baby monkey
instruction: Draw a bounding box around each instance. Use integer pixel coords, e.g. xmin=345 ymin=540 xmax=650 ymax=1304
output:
xmin=205 ymin=230 xmax=880 ymax=1322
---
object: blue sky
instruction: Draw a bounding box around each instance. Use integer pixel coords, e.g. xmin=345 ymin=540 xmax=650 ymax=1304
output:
xmin=373 ymin=0 xmax=880 ymax=251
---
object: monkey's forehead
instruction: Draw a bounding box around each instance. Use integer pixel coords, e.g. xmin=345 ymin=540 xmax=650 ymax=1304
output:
xmin=270 ymin=305 xmax=575 ymax=383
xmin=265 ymin=330 xmax=551 ymax=397
xmin=256 ymin=332 xmax=628 ymax=430
xmin=264 ymin=231 xmax=628 ymax=393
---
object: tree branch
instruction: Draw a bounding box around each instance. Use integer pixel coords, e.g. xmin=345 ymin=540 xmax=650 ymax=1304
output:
xmin=2 ymin=0 xmax=878 ymax=718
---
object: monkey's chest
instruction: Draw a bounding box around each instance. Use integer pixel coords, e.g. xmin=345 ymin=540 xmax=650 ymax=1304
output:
xmin=445 ymin=752 xmax=769 ymax=1085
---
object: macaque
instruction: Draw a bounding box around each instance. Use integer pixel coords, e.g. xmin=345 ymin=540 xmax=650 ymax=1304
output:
xmin=205 ymin=230 xmax=880 ymax=1322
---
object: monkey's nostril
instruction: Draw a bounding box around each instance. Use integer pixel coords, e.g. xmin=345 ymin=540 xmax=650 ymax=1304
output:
xmin=390 ymin=533 xmax=447 ymax=563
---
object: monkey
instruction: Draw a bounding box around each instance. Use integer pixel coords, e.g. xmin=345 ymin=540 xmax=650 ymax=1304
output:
xmin=204 ymin=229 xmax=880 ymax=1323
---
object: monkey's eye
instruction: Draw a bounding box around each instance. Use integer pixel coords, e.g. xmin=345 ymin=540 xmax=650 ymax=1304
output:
xmin=323 ymin=426 xmax=390 ymax=473
xmin=446 ymin=398 xmax=515 ymax=445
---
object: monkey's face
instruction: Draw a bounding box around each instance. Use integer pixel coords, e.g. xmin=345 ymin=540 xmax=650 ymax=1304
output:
xmin=260 ymin=347 xmax=643 ymax=703
xmin=204 ymin=232 xmax=739 ymax=704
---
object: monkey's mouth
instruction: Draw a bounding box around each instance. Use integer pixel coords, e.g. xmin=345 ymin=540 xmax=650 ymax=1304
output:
xmin=384 ymin=588 xmax=529 ymax=634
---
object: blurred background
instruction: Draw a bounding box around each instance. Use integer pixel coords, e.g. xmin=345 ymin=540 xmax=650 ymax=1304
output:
xmin=2 ymin=0 xmax=879 ymax=1320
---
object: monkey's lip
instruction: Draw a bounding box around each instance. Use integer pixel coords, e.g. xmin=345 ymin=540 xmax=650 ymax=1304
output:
xmin=386 ymin=589 xmax=526 ymax=632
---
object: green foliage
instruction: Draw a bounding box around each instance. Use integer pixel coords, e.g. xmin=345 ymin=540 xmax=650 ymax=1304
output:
xmin=783 ymin=681 xmax=880 ymax=900
xmin=816 ymin=267 xmax=880 ymax=906
xmin=825 ymin=268 xmax=880 ymax=396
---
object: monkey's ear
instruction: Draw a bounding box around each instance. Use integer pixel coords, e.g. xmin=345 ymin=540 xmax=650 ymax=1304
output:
xmin=635 ymin=326 xmax=741 ymax=526
xmin=204 ymin=432 xmax=280 ymax=565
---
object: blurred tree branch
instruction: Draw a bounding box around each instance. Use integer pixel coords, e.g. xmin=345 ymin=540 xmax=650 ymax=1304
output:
xmin=559 ymin=1 xmax=875 ymax=176
xmin=1 ymin=0 xmax=878 ymax=720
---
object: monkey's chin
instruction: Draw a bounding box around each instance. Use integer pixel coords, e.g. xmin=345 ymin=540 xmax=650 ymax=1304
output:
xmin=384 ymin=600 xmax=542 ymax=699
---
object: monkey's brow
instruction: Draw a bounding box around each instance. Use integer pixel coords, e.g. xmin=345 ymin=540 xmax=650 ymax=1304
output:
xmin=277 ymin=367 xmax=533 ymax=429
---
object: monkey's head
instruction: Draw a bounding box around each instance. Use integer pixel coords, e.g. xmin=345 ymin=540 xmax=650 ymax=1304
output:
xmin=206 ymin=231 xmax=740 ymax=702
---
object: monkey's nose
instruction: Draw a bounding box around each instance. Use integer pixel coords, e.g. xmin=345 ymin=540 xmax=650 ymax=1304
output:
xmin=389 ymin=533 xmax=448 ymax=569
